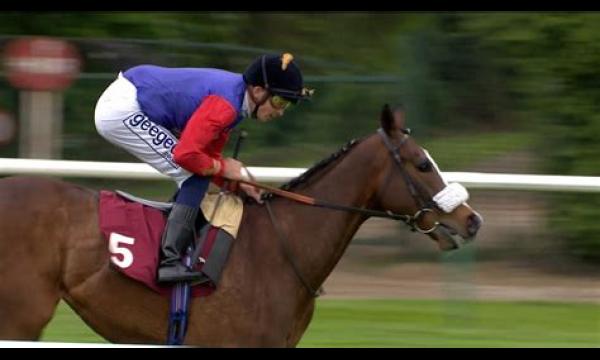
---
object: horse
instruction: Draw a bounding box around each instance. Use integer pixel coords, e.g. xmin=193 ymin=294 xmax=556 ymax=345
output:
xmin=0 ymin=104 xmax=482 ymax=346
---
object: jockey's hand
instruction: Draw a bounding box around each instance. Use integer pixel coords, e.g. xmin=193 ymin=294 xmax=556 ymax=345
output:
xmin=221 ymin=158 xmax=246 ymax=180
xmin=239 ymin=182 xmax=264 ymax=204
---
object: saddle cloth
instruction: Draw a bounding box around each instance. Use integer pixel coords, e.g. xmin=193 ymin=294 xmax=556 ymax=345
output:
xmin=98 ymin=190 xmax=244 ymax=298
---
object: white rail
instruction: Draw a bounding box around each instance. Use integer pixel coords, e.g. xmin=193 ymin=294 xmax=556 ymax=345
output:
xmin=0 ymin=158 xmax=303 ymax=183
xmin=1 ymin=158 xmax=599 ymax=192
xmin=0 ymin=340 xmax=166 ymax=348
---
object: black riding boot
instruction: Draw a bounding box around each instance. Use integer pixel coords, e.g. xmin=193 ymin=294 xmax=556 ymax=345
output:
xmin=157 ymin=203 xmax=205 ymax=283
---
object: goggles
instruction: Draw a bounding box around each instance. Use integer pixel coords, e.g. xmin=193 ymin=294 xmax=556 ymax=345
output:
xmin=270 ymin=95 xmax=292 ymax=110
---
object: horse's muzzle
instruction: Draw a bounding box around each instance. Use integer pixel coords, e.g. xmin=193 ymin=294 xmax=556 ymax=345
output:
xmin=467 ymin=213 xmax=483 ymax=238
xmin=434 ymin=214 xmax=481 ymax=251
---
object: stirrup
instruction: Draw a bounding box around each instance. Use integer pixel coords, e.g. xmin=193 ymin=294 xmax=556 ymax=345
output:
xmin=157 ymin=265 xmax=204 ymax=284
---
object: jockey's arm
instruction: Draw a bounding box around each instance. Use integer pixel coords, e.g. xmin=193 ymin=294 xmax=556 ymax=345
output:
xmin=172 ymin=95 xmax=238 ymax=185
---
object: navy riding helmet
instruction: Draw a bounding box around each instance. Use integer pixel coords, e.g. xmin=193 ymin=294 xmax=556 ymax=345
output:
xmin=243 ymin=53 xmax=314 ymax=104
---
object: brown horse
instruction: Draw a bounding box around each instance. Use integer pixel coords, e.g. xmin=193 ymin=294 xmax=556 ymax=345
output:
xmin=0 ymin=105 xmax=481 ymax=346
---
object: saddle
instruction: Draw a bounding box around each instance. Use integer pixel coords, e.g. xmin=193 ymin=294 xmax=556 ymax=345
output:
xmin=98 ymin=190 xmax=244 ymax=298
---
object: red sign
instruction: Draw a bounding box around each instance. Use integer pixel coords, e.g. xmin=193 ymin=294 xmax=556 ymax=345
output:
xmin=3 ymin=37 xmax=81 ymax=91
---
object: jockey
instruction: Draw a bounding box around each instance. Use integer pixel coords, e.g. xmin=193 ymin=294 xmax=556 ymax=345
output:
xmin=94 ymin=53 xmax=313 ymax=283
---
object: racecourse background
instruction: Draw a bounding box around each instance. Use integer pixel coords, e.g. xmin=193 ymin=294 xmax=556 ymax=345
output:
xmin=1 ymin=13 xmax=600 ymax=347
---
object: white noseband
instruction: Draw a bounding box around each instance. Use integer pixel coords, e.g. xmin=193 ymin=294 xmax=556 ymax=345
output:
xmin=432 ymin=182 xmax=469 ymax=213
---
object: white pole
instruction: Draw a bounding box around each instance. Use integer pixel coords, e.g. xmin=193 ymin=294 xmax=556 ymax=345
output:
xmin=18 ymin=91 xmax=62 ymax=159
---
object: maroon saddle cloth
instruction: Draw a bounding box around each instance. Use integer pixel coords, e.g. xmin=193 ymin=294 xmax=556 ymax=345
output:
xmin=98 ymin=190 xmax=216 ymax=298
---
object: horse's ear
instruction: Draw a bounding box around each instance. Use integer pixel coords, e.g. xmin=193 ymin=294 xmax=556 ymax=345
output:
xmin=380 ymin=104 xmax=394 ymax=135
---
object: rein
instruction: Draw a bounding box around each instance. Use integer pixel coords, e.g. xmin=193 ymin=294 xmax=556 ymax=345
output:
xmin=239 ymin=179 xmax=413 ymax=223
xmin=240 ymin=128 xmax=440 ymax=234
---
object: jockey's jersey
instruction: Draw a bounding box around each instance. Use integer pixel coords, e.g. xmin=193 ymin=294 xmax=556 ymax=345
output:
xmin=123 ymin=65 xmax=245 ymax=132
xmin=123 ymin=65 xmax=247 ymax=177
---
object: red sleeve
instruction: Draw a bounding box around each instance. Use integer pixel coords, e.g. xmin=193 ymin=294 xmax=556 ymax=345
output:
xmin=206 ymin=129 xmax=230 ymax=161
xmin=172 ymin=95 xmax=237 ymax=177
xmin=206 ymin=133 xmax=229 ymax=187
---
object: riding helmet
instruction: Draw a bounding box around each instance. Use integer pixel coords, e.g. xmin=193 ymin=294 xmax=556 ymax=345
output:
xmin=243 ymin=53 xmax=314 ymax=104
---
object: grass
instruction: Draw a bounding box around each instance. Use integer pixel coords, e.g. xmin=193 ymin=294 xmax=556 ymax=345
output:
xmin=41 ymin=302 xmax=106 ymax=343
xmin=300 ymin=299 xmax=600 ymax=348
xmin=39 ymin=299 xmax=600 ymax=347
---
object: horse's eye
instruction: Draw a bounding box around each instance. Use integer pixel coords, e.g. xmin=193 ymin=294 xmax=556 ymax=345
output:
xmin=416 ymin=160 xmax=433 ymax=172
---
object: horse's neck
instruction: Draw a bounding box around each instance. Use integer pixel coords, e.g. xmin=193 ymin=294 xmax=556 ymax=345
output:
xmin=271 ymin=137 xmax=387 ymax=288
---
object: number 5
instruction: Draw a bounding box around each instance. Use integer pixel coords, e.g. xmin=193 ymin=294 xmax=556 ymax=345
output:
xmin=109 ymin=233 xmax=135 ymax=269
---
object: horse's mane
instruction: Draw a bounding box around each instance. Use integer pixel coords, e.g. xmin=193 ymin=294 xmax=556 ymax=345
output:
xmin=279 ymin=137 xmax=363 ymax=192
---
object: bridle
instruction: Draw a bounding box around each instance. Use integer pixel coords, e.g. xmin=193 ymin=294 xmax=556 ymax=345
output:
xmin=258 ymin=128 xmax=442 ymax=297
xmin=376 ymin=128 xmax=441 ymax=234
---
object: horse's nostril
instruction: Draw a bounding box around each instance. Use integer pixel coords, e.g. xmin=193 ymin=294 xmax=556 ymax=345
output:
xmin=467 ymin=214 xmax=482 ymax=236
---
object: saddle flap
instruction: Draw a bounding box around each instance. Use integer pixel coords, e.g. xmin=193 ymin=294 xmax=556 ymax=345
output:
xmin=99 ymin=190 xmax=244 ymax=297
